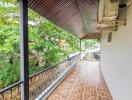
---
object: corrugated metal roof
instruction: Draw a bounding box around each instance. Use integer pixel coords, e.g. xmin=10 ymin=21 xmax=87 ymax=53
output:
xmin=28 ymin=0 xmax=100 ymax=39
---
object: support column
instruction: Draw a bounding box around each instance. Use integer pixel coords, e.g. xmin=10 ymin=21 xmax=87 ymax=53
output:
xmin=80 ymin=39 xmax=81 ymax=60
xmin=20 ymin=0 xmax=29 ymax=100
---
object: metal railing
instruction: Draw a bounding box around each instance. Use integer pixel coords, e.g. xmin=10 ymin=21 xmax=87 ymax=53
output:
xmin=0 ymin=81 xmax=22 ymax=100
xmin=0 ymin=53 xmax=80 ymax=100
xmin=36 ymin=54 xmax=79 ymax=100
xmin=29 ymin=53 xmax=80 ymax=99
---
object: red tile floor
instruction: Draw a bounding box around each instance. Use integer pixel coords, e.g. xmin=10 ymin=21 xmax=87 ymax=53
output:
xmin=47 ymin=61 xmax=113 ymax=100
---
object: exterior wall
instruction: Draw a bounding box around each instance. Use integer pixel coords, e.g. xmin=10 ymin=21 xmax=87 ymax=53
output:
xmin=100 ymin=5 xmax=132 ymax=100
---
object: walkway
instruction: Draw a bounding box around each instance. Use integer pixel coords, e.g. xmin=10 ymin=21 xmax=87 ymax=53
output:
xmin=47 ymin=61 xmax=113 ymax=100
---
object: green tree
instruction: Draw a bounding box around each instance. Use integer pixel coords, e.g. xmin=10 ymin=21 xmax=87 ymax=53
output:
xmin=0 ymin=1 xmax=79 ymax=88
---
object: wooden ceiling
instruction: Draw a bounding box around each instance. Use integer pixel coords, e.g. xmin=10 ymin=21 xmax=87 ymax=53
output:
xmin=28 ymin=0 xmax=100 ymax=39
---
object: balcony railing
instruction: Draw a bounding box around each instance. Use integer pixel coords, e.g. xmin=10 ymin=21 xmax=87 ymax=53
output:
xmin=0 ymin=53 xmax=80 ymax=100
xmin=0 ymin=81 xmax=22 ymax=100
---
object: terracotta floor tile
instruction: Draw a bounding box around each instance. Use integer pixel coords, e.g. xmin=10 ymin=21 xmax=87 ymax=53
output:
xmin=47 ymin=61 xmax=113 ymax=100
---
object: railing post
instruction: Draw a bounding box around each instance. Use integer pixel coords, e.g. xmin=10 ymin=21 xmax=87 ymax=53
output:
xmin=80 ymin=39 xmax=81 ymax=60
xmin=19 ymin=0 xmax=29 ymax=100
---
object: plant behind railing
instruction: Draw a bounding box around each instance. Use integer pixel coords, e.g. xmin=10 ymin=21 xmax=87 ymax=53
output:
xmin=0 ymin=53 xmax=80 ymax=100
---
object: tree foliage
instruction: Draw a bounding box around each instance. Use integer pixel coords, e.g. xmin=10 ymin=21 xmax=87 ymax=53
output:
xmin=0 ymin=1 xmax=79 ymax=88
xmin=82 ymin=39 xmax=99 ymax=50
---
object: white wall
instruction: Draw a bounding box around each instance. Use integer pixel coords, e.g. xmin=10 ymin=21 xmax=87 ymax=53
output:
xmin=100 ymin=5 xmax=132 ymax=100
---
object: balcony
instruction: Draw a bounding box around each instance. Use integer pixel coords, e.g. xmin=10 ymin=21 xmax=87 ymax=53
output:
xmin=0 ymin=53 xmax=112 ymax=100
xmin=47 ymin=60 xmax=112 ymax=100
xmin=0 ymin=0 xmax=116 ymax=100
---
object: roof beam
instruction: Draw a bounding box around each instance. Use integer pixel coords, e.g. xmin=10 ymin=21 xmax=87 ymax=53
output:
xmin=81 ymin=33 xmax=101 ymax=39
